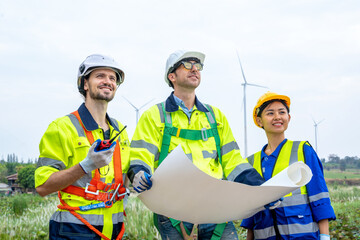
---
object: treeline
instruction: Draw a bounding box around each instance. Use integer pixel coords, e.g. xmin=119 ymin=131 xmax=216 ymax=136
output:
xmin=1 ymin=153 xmax=359 ymax=189
xmin=0 ymin=153 xmax=37 ymax=190
xmin=322 ymin=154 xmax=360 ymax=171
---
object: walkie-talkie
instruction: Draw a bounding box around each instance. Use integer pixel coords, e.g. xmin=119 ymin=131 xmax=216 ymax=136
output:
xmin=96 ymin=125 xmax=127 ymax=150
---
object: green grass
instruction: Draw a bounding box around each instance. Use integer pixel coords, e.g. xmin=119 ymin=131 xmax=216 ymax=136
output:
xmin=324 ymin=170 xmax=360 ymax=179
xmin=0 ymin=185 xmax=359 ymax=239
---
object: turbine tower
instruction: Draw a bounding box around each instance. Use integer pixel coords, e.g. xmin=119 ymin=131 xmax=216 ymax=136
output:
xmin=313 ymin=118 xmax=325 ymax=153
xmin=123 ymin=96 xmax=155 ymax=124
xmin=236 ymin=51 xmax=268 ymax=157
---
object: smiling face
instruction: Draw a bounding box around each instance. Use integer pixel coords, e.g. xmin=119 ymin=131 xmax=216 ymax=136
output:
xmin=168 ymin=60 xmax=201 ymax=91
xmin=83 ymin=68 xmax=117 ymax=102
xmin=256 ymin=101 xmax=291 ymax=135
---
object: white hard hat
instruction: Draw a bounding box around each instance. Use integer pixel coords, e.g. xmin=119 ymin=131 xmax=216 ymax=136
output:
xmin=164 ymin=50 xmax=205 ymax=87
xmin=77 ymin=54 xmax=125 ymax=95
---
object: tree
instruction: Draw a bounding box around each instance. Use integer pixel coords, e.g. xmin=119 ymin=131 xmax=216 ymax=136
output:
xmin=0 ymin=164 xmax=7 ymax=183
xmin=340 ymin=161 xmax=346 ymax=172
xmin=328 ymin=154 xmax=340 ymax=163
xmin=17 ymin=165 xmax=36 ymax=190
xmin=5 ymin=153 xmax=20 ymax=175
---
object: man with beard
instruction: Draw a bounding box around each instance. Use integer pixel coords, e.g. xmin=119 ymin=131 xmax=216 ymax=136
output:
xmin=127 ymin=50 xmax=272 ymax=240
xmin=35 ymin=54 xmax=130 ymax=240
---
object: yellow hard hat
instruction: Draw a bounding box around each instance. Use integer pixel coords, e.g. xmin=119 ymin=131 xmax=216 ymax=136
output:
xmin=253 ymin=91 xmax=291 ymax=128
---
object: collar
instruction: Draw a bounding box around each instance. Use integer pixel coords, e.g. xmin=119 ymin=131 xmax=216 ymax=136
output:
xmin=165 ymin=92 xmax=209 ymax=112
xmin=77 ymin=103 xmax=119 ymax=131
xmin=261 ymin=138 xmax=288 ymax=159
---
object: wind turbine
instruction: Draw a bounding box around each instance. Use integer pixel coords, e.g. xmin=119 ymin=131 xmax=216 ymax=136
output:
xmin=123 ymin=96 xmax=155 ymax=124
xmin=313 ymin=118 xmax=325 ymax=153
xmin=236 ymin=51 xmax=268 ymax=157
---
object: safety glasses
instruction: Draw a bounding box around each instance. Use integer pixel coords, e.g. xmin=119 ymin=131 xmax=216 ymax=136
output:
xmin=180 ymin=61 xmax=203 ymax=71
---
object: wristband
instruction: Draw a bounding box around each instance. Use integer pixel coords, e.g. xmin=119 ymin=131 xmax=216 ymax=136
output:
xmin=320 ymin=234 xmax=330 ymax=240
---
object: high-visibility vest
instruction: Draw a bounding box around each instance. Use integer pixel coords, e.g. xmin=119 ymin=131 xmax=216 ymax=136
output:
xmin=156 ymin=102 xmax=226 ymax=240
xmin=246 ymin=140 xmax=319 ymax=239
xmin=58 ymin=111 xmax=127 ymax=240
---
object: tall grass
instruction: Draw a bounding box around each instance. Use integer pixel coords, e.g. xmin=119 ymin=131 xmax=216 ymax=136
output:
xmin=123 ymin=195 xmax=160 ymax=240
xmin=0 ymin=194 xmax=57 ymax=240
xmin=0 ymin=185 xmax=359 ymax=239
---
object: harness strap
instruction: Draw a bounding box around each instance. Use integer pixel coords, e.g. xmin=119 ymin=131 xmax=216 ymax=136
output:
xmin=61 ymin=184 xmax=127 ymax=202
xmin=156 ymin=102 xmax=225 ymax=238
xmin=170 ymin=218 xmax=191 ymax=237
xmin=56 ymin=110 xmax=125 ymax=240
xmin=71 ymin=110 xmax=123 ymax=185
xmin=57 ymin=192 xmax=125 ymax=240
xmin=210 ymin=222 xmax=227 ymax=240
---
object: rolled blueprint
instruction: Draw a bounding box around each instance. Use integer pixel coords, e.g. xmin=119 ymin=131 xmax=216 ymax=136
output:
xmin=139 ymin=145 xmax=313 ymax=224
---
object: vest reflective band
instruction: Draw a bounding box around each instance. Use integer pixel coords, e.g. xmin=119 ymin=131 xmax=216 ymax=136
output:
xmin=156 ymin=102 xmax=225 ymax=240
xmin=57 ymin=110 xmax=125 ymax=240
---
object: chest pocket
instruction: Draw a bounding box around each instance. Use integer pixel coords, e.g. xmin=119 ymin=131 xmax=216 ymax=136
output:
xmin=71 ymin=137 xmax=90 ymax=166
xmin=283 ymin=204 xmax=312 ymax=224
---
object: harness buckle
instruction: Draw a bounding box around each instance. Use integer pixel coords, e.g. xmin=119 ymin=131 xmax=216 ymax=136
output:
xmin=109 ymin=183 xmax=122 ymax=203
xmin=85 ymin=183 xmax=99 ymax=196
xmin=201 ymin=128 xmax=208 ymax=141
xmin=117 ymin=188 xmax=130 ymax=198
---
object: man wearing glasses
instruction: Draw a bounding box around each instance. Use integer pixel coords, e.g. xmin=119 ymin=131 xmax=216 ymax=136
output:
xmin=127 ymin=50 xmax=266 ymax=239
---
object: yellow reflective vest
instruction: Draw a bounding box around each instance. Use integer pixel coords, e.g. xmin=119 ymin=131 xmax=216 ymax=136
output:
xmin=128 ymin=94 xmax=256 ymax=182
xmin=247 ymin=140 xmax=308 ymax=197
xmin=35 ymin=104 xmax=130 ymax=239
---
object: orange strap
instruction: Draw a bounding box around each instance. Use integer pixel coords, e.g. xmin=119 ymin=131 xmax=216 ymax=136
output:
xmin=57 ymin=192 xmax=125 ymax=240
xmin=61 ymin=184 xmax=127 ymax=202
xmin=57 ymin=110 xmax=126 ymax=240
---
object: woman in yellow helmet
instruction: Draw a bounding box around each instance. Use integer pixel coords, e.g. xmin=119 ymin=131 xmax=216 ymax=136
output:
xmin=240 ymin=92 xmax=336 ymax=240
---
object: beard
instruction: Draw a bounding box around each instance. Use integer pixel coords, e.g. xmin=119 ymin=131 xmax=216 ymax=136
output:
xmin=88 ymin=85 xmax=115 ymax=102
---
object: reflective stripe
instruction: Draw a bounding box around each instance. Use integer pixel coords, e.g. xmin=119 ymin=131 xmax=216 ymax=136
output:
xmin=37 ymin=157 xmax=66 ymax=171
xmin=51 ymin=211 xmax=124 ymax=225
xmin=73 ymin=173 xmax=93 ymax=188
xmin=67 ymin=114 xmax=85 ymax=137
xmin=226 ymin=162 xmax=253 ymax=181
xmin=131 ymin=140 xmax=159 ymax=157
xmin=112 ymin=211 xmax=124 ymax=224
xmin=278 ymin=222 xmax=319 ymax=235
xmin=221 ymin=141 xmax=239 ymax=156
xmin=254 ymin=222 xmax=319 ymax=239
xmin=186 ymin=153 xmax=193 ymax=161
xmin=157 ymin=103 xmax=165 ymax=123
xmin=165 ymin=112 xmax=172 ymax=124
xmin=281 ymin=194 xmax=309 ymax=207
xmin=129 ymin=159 xmax=152 ymax=173
xmin=110 ymin=117 xmax=119 ymax=130
xmin=205 ymin=111 xmax=215 ymax=124
xmin=202 ymin=150 xmax=217 ymax=159
xmin=292 ymin=188 xmax=302 ymax=195
xmin=247 ymin=154 xmax=255 ymax=166
xmin=309 ymin=192 xmax=330 ymax=203
xmin=289 ymin=141 xmax=300 ymax=165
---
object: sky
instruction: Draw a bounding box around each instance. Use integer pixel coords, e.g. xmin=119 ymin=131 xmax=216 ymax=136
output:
xmin=0 ymin=0 xmax=359 ymax=162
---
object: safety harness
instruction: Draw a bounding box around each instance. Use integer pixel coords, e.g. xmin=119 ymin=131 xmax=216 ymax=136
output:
xmin=155 ymin=102 xmax=226 ymax=240
xmin=57 ymin=110 xmax=127 ymax=240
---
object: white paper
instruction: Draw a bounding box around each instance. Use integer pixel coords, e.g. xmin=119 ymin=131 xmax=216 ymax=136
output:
xmin=139 ymin=145 xmax=312 ymax=224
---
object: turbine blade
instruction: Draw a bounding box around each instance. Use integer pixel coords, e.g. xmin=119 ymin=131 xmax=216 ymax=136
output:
xmin=247 ymin=83 xmax=268 ymax=89
xmin=236 ymin=51 xmax=247 ymax=84
xmin=317 ymin=119 xmax=325 ymax=125
xmin=122 ymin=96 xmax=138 ymax=110
xmin=139 ymin=98 xmax=155 ymax=110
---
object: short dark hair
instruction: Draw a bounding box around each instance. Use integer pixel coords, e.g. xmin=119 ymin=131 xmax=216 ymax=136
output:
xmin=257 ymin=99 xmax=290 ymax=117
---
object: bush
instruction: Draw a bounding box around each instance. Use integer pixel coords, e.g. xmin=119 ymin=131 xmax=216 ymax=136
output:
xmin=11 ymin=194 xmax=28 ymax=215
